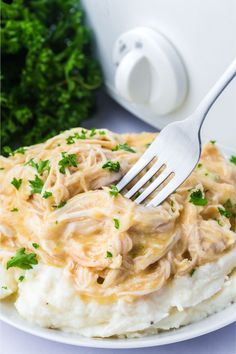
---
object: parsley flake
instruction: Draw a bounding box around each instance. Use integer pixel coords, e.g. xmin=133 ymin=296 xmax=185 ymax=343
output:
xmin=189 ymin=268 xmax=196 ymax=277
xmin=18 ymin=275 xmax=25 ymax=282
xmin=32 ymin=243 xmax=39 ymax=249
xmin=6 ymin=248 xmax=38 ymax=270
xmin=90 ymin=128 xmax=97 ymax=137
xmin=99 ymin=130 xmax=105 ymax=135
xmin=189 ymin=189 xmax=208 ymax=206
xmin=66 ymin=135 xmax=76 ymax=144
xmin=112 ymin=143 xmax=136 ymax=153
xmin=43 ymin=191 xmax=53 ymax=199
xmin=58 ymin=152 xmax=78 ymax=174
xmin=102 ymin=160 xmax=120 ymax=172
xmin=74 ymin=129 xmax=87 ymax=140
xmin=210 ymin=140 xmax=216 ymax=144
xmin=230 ymin=155 xmax=236 ymax=166
xmin=11 ymin=177 xmax=22 ymax=190
xmin=109 ymin=185 xmax=119 ymax=197
xmin=106 ymin=251 xmax=113 ymax=258
xmin=29 ymin=175 xmax=44 ymax=194
xmin=2 ymin=286 xmax=8 ymax=290
xmin=53 ymin=201 xmax=66 ymax=209
xmin=26 ymin=159 xmax=50 ymax=176
xmin=113 ymin=218 xmax=120 ymax=229
xmin=10 ymin=208 xmax=18 ymax=212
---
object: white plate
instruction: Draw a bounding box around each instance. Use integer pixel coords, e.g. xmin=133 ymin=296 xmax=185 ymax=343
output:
xmin=0 ymin=144 xmax=235 ymax=349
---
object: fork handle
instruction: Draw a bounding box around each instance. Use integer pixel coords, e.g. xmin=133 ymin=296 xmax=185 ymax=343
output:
xmin=192 ymin=57 xmax=236 ymax=129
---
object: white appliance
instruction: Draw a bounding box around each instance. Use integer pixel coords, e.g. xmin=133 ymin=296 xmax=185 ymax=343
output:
xmin=81 ymin=0 xmax=236 ymax=148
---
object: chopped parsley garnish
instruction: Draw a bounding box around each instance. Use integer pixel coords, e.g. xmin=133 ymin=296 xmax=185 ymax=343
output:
xmin=43 ymin=191 xmax=53 ymax=199
xmin=99 ymin=130 xmax=105 ymax=135
xmin=11 ymin=177 xmax=22 ymax=190
xmin=3 ymin=146 xmax=26 ymax=156
xmin=15 ymin=147 xmax=26 ymax=155
xmin=109 ymin=185 xmax=119 ymax=197
xmin=106 ymin=251 xmax=113 ymax=258
xmin=189 ymin=268 xmax=196 ymax=276
xmin=224 ymin=199 xmax=233 ymax=209
xmin=112 ymin=143 xmax=136 ymax=153
xmin=53 ymin=201 xmax=66 ymax=209
xmin=189 ymin=189 xmax=208 ymax=206
xmin=102 ymin=160 xmax=120 ymax=172
xmin=215 ymin=219 xmax=223 ymax=226
xmin=0 ymin=167 xmax=4 ymax=170
xmin=230 ymin=155 xmax=236 ymax=166
xmin=197 ymin=163 xmax=202 ymax=168
xmin=66 ymin=135 xmax=76 ymax=144
xmin=58 ymin=152 xmax=78 ymax=174
xmin=29 ymin=175 xmax=44 ymax=194
xmin=90 ymin=128 xmax=97 ymax=137
xmin=134 ymin=191 xmax=141 ymax=199
xmin=113 ymin=218 xmax=120 ymax=229
xmin=74 ymin=129 xmax=87 ymax=140
xmin=32 ymin=243 xmax=39 ymax=249
xmin=6 ymin=248 xmax=38 ymax=270
xmin=26 ymin=159 xmax=50 ymax=176
xmin=18 ymin=275 xmax=25 ymax=282
xmin=3 ymin=146 xmax=13 ymax=156
xmin=1 ymin=286 xmax=8 ymax=290
xmin=10 ymin=208 xmax=18 ymax=212
xmin=210 ymin=140 xmax=216 ymax=144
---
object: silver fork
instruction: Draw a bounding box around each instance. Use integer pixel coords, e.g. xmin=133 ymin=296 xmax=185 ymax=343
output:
xmin=116 ymin=58 xmax=236 ymax=207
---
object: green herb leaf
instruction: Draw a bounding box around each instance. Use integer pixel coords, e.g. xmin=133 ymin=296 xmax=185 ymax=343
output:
xmin=109 ymin=185 xmax=119 ymax=197
xmin=0 ymin=167 xmax=5 ymax=170
xmin=32 ymin=243 xmax=39 ymax=249
xmin=99 ymin=130 xmax=106 ymax=135
xmin=224 ymin=199 xmax=233 ymax=209
xmin=66 ymin=135 xmax=76 ymax=144
xmin=218 ymin=207 xmax=232 ymax=219
xmin=26 ymin=159 xmax=50 ymax=176
xmin=74 ymin=129 xmax=87 ymax=140
xmin=58 ymin=152 xmax=78 ymax=174
xmin=210 ymin=140 xmax=216 ymax=144
xmin=189 ymin=190 xmax=208 ymax=206
xmin=134 ymin=191 xmax=141 ymax=199
xmin=2 ymin=286 xmax=8 ymax=290
xmin=230 ymin=155 xmax=236 ymax=166
xmin=102 ymin=160 xmax=120 ymax=172
xmin=6 ymin=248 xmax=38 ymax=270
xmin=3 ymin=146 xmax=14 ymax=156
xmin=29 ymin=175 xmax=44 ymax=194
xmin=90 ymin=128 xmax=97 ymax=137
xmin=197 ymin=163 xmax=202 ymax=168
xmin=43 ymin=191 xmax=53 ymax=199
xmin=11 ymin=177 xmax=22 ymax=190
xmin=112 ymin=143 xmax=136 ymax=153
xmin=53 ymin=201 xmax=66 ymax=209
xmin=14 ymin=147 xmax=26 ymax=155
xmin=113 ymin=218 xmax=120 ymax=229
xmin=189 ymin=268 xmax=196 ymax=276
xmin=106 ymin=251 xmax=113 ymax=258
xmin=18 ymin=275 xmax=25 ymax=282
xmin=10 ymin=208 xmax=18 ymax=212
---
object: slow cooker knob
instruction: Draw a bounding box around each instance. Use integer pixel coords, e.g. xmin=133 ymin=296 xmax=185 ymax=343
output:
xmin=113 ymin=27 xmax=188 ymax=115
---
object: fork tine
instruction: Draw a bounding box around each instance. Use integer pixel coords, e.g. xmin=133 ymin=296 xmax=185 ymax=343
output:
xmin=116 ymin=154 xmax=155 ymax=191
xmin=135 ymin=168 xmax=172 ymax=204
xmin=146 ymin=175 xmax=183 ymax=207
xmin=124 ymin=159 xmax=164 ymax=199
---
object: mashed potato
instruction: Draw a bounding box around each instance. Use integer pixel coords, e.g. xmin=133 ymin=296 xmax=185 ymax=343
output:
xmin=0 ymin=128 xmax=236 ymax=338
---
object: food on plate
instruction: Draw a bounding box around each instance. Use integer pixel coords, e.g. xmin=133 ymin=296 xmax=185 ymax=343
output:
xmin=0 ymin=128 xmax=236 ymax=338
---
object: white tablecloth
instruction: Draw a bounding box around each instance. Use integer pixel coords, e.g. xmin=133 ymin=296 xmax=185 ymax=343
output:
xmin=1 ymin=91 xmax=235 ymax=354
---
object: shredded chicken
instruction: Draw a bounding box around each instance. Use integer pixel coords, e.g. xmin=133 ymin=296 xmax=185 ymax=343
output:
xmin=0 ymin=128 xmax=236 ymax=302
